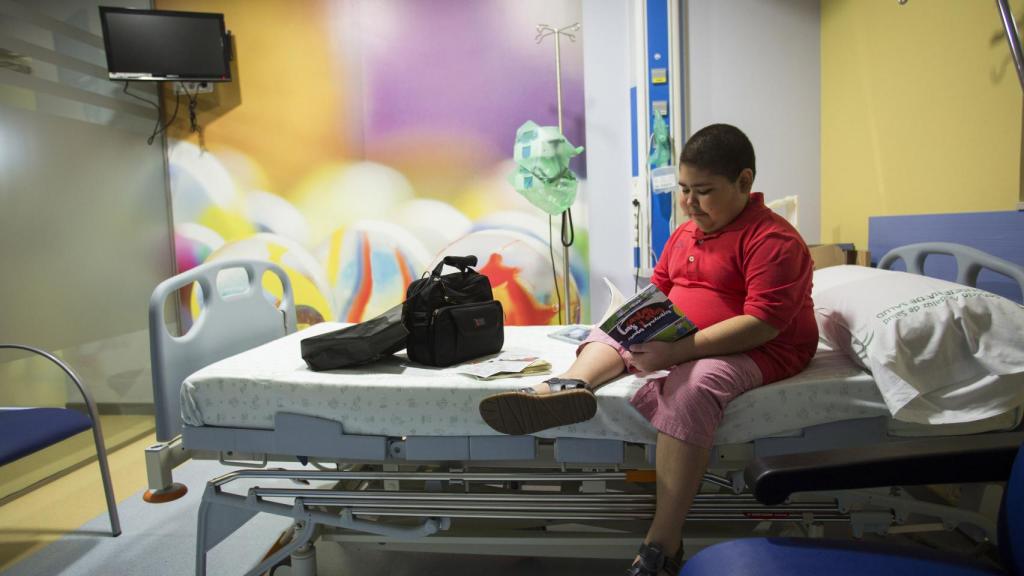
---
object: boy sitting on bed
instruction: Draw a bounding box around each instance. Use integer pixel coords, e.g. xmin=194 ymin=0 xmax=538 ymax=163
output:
xmin=479 ymin=123 xmax=818 ymax=576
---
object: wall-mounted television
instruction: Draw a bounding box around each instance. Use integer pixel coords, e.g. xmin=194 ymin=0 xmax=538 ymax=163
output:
xmin=99 ymin=6 xmax=231 ymax=82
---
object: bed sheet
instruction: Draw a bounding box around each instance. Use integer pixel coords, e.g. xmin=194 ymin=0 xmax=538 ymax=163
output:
xmin=181 ymin=323 xmax=1018 ymax=446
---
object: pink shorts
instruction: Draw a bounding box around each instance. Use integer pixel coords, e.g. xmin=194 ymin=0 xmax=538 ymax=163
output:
xmin=580 ymin=328 xmax=763 ymax=449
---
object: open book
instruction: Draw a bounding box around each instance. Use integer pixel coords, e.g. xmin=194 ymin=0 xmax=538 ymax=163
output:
xmin=598 ymin=283 xmax=698 ymax=348
xmin=547 ymin=277 xmax=627 ymax=344
xmin=548 ymin=279 xmax=698 ymax=347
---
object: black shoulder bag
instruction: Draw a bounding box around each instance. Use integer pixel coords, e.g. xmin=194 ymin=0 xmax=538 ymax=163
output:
xmin=402 ymin=255 xmax=504 ymax=367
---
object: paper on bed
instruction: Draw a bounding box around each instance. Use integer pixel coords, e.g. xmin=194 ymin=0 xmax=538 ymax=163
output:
xmin=453 ymin=350 xmax=551 ymax=380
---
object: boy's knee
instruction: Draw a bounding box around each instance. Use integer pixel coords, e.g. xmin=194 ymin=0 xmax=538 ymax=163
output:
xmin=692 ymin=369 xmax=735 ymax=392
xmin=685 ymin=367 xmax=741 ymax=410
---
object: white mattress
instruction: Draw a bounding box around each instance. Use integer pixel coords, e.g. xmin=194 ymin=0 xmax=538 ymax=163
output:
xmin=181 ymin=323 xmax=1019 ymax=446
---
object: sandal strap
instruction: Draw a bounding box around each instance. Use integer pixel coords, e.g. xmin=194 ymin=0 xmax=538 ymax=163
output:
xmin=516 ymin=377 xmax=587 ymax=395
xmin=543 ymin=377 xmax=587 ymax=392
xmin=625 ymin=541 xmax=683 ymax=576
xmin=663 ymin=544 xmax=684 ymax=574
xmin=624 ymin=563 xmax=656 ymax=576
xmin=625 ymin=542 xmax=665 ymax=576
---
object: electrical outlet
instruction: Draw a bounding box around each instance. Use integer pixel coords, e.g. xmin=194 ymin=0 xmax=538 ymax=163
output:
xmin=172 ymin=81 xmax=214 ymax=95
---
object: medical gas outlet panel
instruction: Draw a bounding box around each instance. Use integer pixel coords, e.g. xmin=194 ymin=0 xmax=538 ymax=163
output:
xmin=631 ymin=0 xmax=683 ymax=278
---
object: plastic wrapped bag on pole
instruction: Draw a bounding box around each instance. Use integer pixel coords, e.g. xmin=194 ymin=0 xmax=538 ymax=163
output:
xmin=650 ymin=112 xmax=672 ymax=168
xmin=507 ymin=121 xmax=584 ymax=215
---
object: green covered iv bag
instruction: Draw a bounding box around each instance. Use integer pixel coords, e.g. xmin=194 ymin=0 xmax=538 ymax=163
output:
xmin=650 ymin=112 xmax=671 ymax=168
xmin=508 ymin=120 xmax=584 ymax=215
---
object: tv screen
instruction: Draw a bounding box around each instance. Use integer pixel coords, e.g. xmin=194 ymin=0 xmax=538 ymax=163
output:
xmin=99 ymin=7 xmax=230 ymax=82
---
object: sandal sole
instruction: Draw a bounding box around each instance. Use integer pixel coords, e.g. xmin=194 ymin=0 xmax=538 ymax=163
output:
xmin=478 ymin=389 xmax=597 ymax=435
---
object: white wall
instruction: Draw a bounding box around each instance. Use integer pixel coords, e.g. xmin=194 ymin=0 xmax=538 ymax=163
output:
xmin=0 ymin=0 xmax=173 ymax=406
xmin=582 ymin=0 xmax=821 ymax=318
xmin=686 ymin=0 xmax=821 ymax=242
xmin=581 ymin=0 xmax=637 ymax=319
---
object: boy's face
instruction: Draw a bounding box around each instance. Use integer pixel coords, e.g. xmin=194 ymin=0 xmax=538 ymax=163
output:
xmin=678 ymin=164 xmax=753 ymax=233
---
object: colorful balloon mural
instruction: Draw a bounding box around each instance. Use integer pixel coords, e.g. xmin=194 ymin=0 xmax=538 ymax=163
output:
xmin=195 ymin=233 xmax=333 ymax=328
xmin=432 ymin=229 xmax=580 ymax=325
xmin=162 ymin=0 xmax=589 ymax=326
xmin=318 ymin=220 xmax=430 ymax=323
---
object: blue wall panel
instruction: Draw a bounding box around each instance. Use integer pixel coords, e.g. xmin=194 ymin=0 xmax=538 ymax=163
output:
xmin=869 ymin=211 xmax=1024 ymax=302
xmin=647 ymin=0 xmax=672 ymax=266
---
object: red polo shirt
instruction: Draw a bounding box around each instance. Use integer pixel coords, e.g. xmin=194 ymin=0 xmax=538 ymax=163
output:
xmin=650 ymin=192 xmax=818 ymax=384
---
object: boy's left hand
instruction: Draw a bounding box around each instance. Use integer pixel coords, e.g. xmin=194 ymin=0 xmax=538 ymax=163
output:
xmin=628 ymin=338 xmax=694 ymax=372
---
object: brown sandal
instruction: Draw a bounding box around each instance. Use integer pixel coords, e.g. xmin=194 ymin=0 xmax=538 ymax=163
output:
xmin=478 ymin=377 xmax=597 ymax=435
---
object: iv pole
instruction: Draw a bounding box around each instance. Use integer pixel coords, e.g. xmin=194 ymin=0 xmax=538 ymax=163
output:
xmin=993 ymin=0 xmax=1024 ymax=209
xmin=995 ymin=0 xmax=1024 ymax=90
xmin=536 ymin=22 xmax=581 ymax=324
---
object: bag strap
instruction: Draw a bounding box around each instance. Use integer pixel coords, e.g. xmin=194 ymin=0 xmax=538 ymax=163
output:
xmin=431 ymin=255 xmax=478 ymax=277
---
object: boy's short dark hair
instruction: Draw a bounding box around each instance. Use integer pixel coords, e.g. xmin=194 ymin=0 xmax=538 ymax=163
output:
xmin=679 ymin=124 xmax=756 ymax=181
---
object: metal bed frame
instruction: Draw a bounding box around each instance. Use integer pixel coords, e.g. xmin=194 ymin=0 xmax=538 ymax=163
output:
xmin=143 ymin=243 xmax=1024 ymax=576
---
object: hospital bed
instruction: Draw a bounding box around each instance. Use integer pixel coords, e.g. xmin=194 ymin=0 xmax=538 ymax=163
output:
xmin=142 ymin=244 xmax=1024 ymax=576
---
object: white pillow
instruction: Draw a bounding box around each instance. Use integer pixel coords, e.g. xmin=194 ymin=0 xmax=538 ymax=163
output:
xmin=812 ymin=265 xmax=1024 ymax=425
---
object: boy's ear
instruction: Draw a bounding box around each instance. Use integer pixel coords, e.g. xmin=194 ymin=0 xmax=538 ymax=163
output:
xmin=737 ymin=168 xmax=754 ymax=193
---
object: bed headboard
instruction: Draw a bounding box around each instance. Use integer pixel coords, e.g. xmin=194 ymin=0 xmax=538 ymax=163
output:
xmin=869 ymin=211 xmax=1024 ymax=303
xmin=877 ymin=242 xmax=1024 ymax=305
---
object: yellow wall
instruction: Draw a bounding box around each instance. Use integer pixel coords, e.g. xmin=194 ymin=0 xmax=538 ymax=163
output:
xmin=821 ymin=0 xmax=1022 ymax=249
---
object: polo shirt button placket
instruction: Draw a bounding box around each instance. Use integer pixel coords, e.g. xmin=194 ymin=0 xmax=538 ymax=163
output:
xmin=688 ymin=256 xmax=695 ymax=262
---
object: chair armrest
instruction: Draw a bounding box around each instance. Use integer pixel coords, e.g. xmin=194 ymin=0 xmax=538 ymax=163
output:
xmin=745 ymin=431 xmax=1024 ymax=505
xmin=0 ymin=344 xmax=97 ymax=412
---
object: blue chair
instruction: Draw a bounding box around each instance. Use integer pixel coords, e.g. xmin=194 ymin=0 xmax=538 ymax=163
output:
xmin=680 ymin=433 xmax=1023 ymax=575
xmin=0 ymin=344 xmax=121 ymax=536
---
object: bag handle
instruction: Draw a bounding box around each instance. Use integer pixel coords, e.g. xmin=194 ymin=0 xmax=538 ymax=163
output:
xmin=431 ymin=255 xmax=478 ymax=277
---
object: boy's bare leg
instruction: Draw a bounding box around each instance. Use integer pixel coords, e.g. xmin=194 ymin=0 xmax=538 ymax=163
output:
xmin=635 ymin=432 xmax=710 ymax=572
xmin=532 ymin=341 xmax=626 ymax=393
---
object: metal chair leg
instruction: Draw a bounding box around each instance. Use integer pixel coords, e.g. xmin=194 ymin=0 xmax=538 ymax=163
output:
xmin=88 ymin=405 xmax=121 ymax=536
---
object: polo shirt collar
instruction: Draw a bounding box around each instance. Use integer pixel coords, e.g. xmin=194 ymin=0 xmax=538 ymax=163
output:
xmin=693 ymin=192 xmax=767 ymax=240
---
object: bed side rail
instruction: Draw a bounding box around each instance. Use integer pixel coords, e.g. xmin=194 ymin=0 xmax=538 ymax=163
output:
xmin=746 ymin=431 xmax=1024 ymax=506
xmin=877 ymin=241 xmax=1024 ymax=298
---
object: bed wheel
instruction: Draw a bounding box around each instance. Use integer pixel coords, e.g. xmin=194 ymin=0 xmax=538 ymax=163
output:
xmin=143 ymin=482 xmax=188 ymax=503
xmin=264 ymin=539 xmax=316 ymax=576
xmin=289 ymin=542 xmax=317 ymax=576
